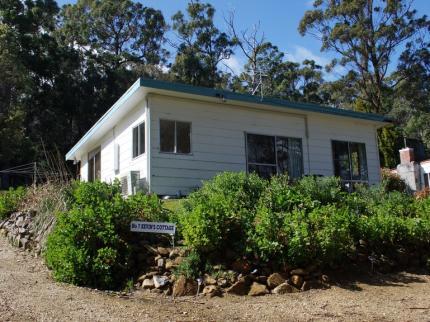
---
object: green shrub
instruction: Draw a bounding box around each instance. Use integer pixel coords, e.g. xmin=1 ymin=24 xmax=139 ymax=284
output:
xmin=294 ymin=176 xmax=344 ymax=206
xmin=44 ymin=181 xmax=165 ymax=290
xmin=0 ymin=187 xmax=26 ymax=220
xmin=174 ymin=172 xmax=430 ymax=270
xmin=174 ymin=250 xmax=203 ymax=279
xmin=128 ymin=192 xmax=169 ymax=222
xmin=178 ymin=172 xmax=266 ymax=254
xmin=380 ymin=168 xmax=407 ymax=193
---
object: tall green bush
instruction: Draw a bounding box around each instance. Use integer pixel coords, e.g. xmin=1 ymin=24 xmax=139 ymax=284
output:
xmin=44 ymin=181 xmax=167 ymax=290
xmin=176 ymin=172 xmax=430 ymax=269
xmin=177 ymin=172 xmax=266 ymax=254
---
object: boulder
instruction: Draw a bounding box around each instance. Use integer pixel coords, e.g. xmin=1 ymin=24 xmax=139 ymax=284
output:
xmin=169 ymin=249 xmax=180 ymax=259
xmin=267 ymin=273 xmax=285 ymax=289
xmin=248 ymin=282 xmax=268 ymax=296
xmin=202 ymin=285 xmax=222 ymax=297
xmin=272 ymin=283 xmax=300 ymax=294
xmin=256 ymin=276 xmax=268 ymax=284
xmin=165 ymin=259 xmax=175 ymax=270
xmin=157 ymin=247 xmax=170 ymax=256
xmin=153 ymin=275 xmax=169 ymax=289
xmin=142 ymin=278 xmax=155 ymax=289
xmin=157 ymin=258 xmax=165 ymax=269
xmin=290 ymin=275 xmax=304 ymax=288
xmin=173 ymin=256 xmax=185 ymax=265
xmin=204 ymin=274 xmax=217 ymax=285
xmin=226 ymin=277 xmax=250 ymax=295
xmin=173 ymin=276 xmax=198 ymax=297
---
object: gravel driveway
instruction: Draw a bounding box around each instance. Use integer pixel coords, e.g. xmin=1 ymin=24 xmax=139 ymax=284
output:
xmin=1 ymin=236 xmax=430 ymax=322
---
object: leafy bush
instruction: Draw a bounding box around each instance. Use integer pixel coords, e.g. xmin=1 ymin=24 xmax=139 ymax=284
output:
xmin=380 ymin=168 xmax=407 ymax=193
xmin=44 ymin=181 xmax=166 ymax=290
xmin=174 ymin=250 xmax=203 ymax=279
xmin=0 ymin=187 xmax=26 ymax=220
xmin=177 ymin=172 xmax=266 ymax=254
xmin=176 ymin=172 xmax=430 ymax=269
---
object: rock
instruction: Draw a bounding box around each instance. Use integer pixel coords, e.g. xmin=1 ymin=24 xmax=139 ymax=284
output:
xmin=19 ymin=238 xmax=29 ymax=249
xmin=165 ymin=259 xmax=175 ymax=270
xmin=217 ymin=278 xmax=229 ymax=288
xmin=153 ymin=275 xmax=169 ymax=289
xmin=290 ymin=275 xmax=304 ymax=288
xmin=204 ymin=274 xmax=217 ymax=285
xmin=320 ymin=274 xmax=329 ymax=284
xmin=173 ymin=276 xmax=198 ymax=297
xmin=157 ymin=258 xmax=165 ymax=269
xmin=267 ymin=273 xmax=285 ymax=289
xmin=248 ymin=282 xmax=268 ymax=296
xmin=142 ymin=278 xmax=155 ymax=289
xmin=174 ymin=256 xmax=185 ymax=265
xmin=256 ymin=276 xmax=268 ymax=284
xmin=290 ymin=268 xmax=307 ymax=276
xmin=202 ymin=285 xmax=221 ymax=297
xmin=169 ymin=249 xmax=180 ymax=259
xmin=157 ymin=247 xmax=170 ymax=256
xmin=272 ymin=283 xmax=300 ymax=294
xmin=226 ymin=277 xmax=250 ymax=295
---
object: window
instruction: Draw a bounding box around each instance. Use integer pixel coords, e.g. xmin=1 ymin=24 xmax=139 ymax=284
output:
xmin=88 ymin=147 xmax=101 ymax=182
xmin=424 ymin=173 xmax=429 ymax=189
xmin=332 ymin=140 xmax=368 ymax=186
xmin=246 ymin=133 xmax=303 ymax=179
xmin=160 ymin=120 xmax=191 ymax=154
xmin=132 ymin=122 xmax=145 ymax=158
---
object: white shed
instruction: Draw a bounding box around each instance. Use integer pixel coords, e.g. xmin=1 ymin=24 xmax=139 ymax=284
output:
xmin=66 ymin=78 xmax=389 ymax=196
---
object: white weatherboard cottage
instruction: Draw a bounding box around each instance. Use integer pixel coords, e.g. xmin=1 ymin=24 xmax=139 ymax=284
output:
xmin=66 ymin=78 xmax=389 ymax=196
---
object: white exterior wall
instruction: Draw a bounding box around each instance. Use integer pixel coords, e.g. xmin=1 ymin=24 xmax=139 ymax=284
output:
xmin=306 ymin=114 xmax=381 ymax=184
xmin=77 ymin=93 xmax=381 ymax=195
xmin=149 ymin=95 xmax=381 ymax=195
xmin=79 ymin=101 xmax=148 ymax=184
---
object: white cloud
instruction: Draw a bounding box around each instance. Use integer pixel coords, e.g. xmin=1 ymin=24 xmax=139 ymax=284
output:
xmin=222 ymin=54 xmax=243 ymax=75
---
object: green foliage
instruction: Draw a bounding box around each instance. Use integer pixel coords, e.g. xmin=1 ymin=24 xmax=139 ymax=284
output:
xmin=174 ymin=250 xmax=203 ymax=279
xmin=44 ymin=181 xmax=165 ymax=290
xmin=380 ymin=169 xmax=407 ymax=193
xmin=128 ymin=193 xmax=169 ymax=222
xmin=176 ymin=172 xmax=430 ymax=268
xmin=178 ymin=172 xmax=266 ymax=253
xmin=0 ymin=187 xmax=26 ymax=220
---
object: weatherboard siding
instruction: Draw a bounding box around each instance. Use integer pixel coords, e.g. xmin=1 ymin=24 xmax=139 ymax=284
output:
xmin=80 ymin=101 xmax=148 ymax=183
xmin=306 ymin=114 xmax=381 ymax=183
xmin=149 ymin=95 xmax=309 ymax=195
xmin=149 ymin=95 xmax=381 ymax=195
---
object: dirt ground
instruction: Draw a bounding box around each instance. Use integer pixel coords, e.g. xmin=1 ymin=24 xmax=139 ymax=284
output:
xmin=1 ymin=237 xmax=430 ymax=322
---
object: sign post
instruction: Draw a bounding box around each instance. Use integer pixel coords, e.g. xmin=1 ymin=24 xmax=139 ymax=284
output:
xmin=130 ymin=221 xmax=176 ymax=246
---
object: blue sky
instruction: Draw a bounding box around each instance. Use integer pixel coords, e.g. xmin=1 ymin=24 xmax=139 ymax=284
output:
xmin=57 ymin=0 xmax=430 ymax=79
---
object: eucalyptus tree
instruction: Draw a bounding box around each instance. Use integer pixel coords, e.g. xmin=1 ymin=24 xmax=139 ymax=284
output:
xmin=170 ymin=1 xmax=236 ymax=87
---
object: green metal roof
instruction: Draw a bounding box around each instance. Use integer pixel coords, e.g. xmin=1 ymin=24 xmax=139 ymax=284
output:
xmin=140 ymin=78 xmax=390 ymax=123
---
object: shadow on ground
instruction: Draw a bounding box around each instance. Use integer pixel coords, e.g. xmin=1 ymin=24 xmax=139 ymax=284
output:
xmin=329 ymin=265 xmax=429 ymax=291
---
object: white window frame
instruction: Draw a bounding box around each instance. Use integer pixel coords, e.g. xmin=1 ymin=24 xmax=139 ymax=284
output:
xmin=132 ymin=121 xmax=145 ymax=159
xmin=245 ymin=132 xmax=304 ymax=179
xmin=331 ymin=140 xmax=369 ymax=190
xmin=159 ymin=119 xmax=192 ymax=155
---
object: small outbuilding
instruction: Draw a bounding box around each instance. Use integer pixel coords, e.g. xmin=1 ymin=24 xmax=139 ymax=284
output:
xmin=66 ymin=78 xmax=389 ymax=196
